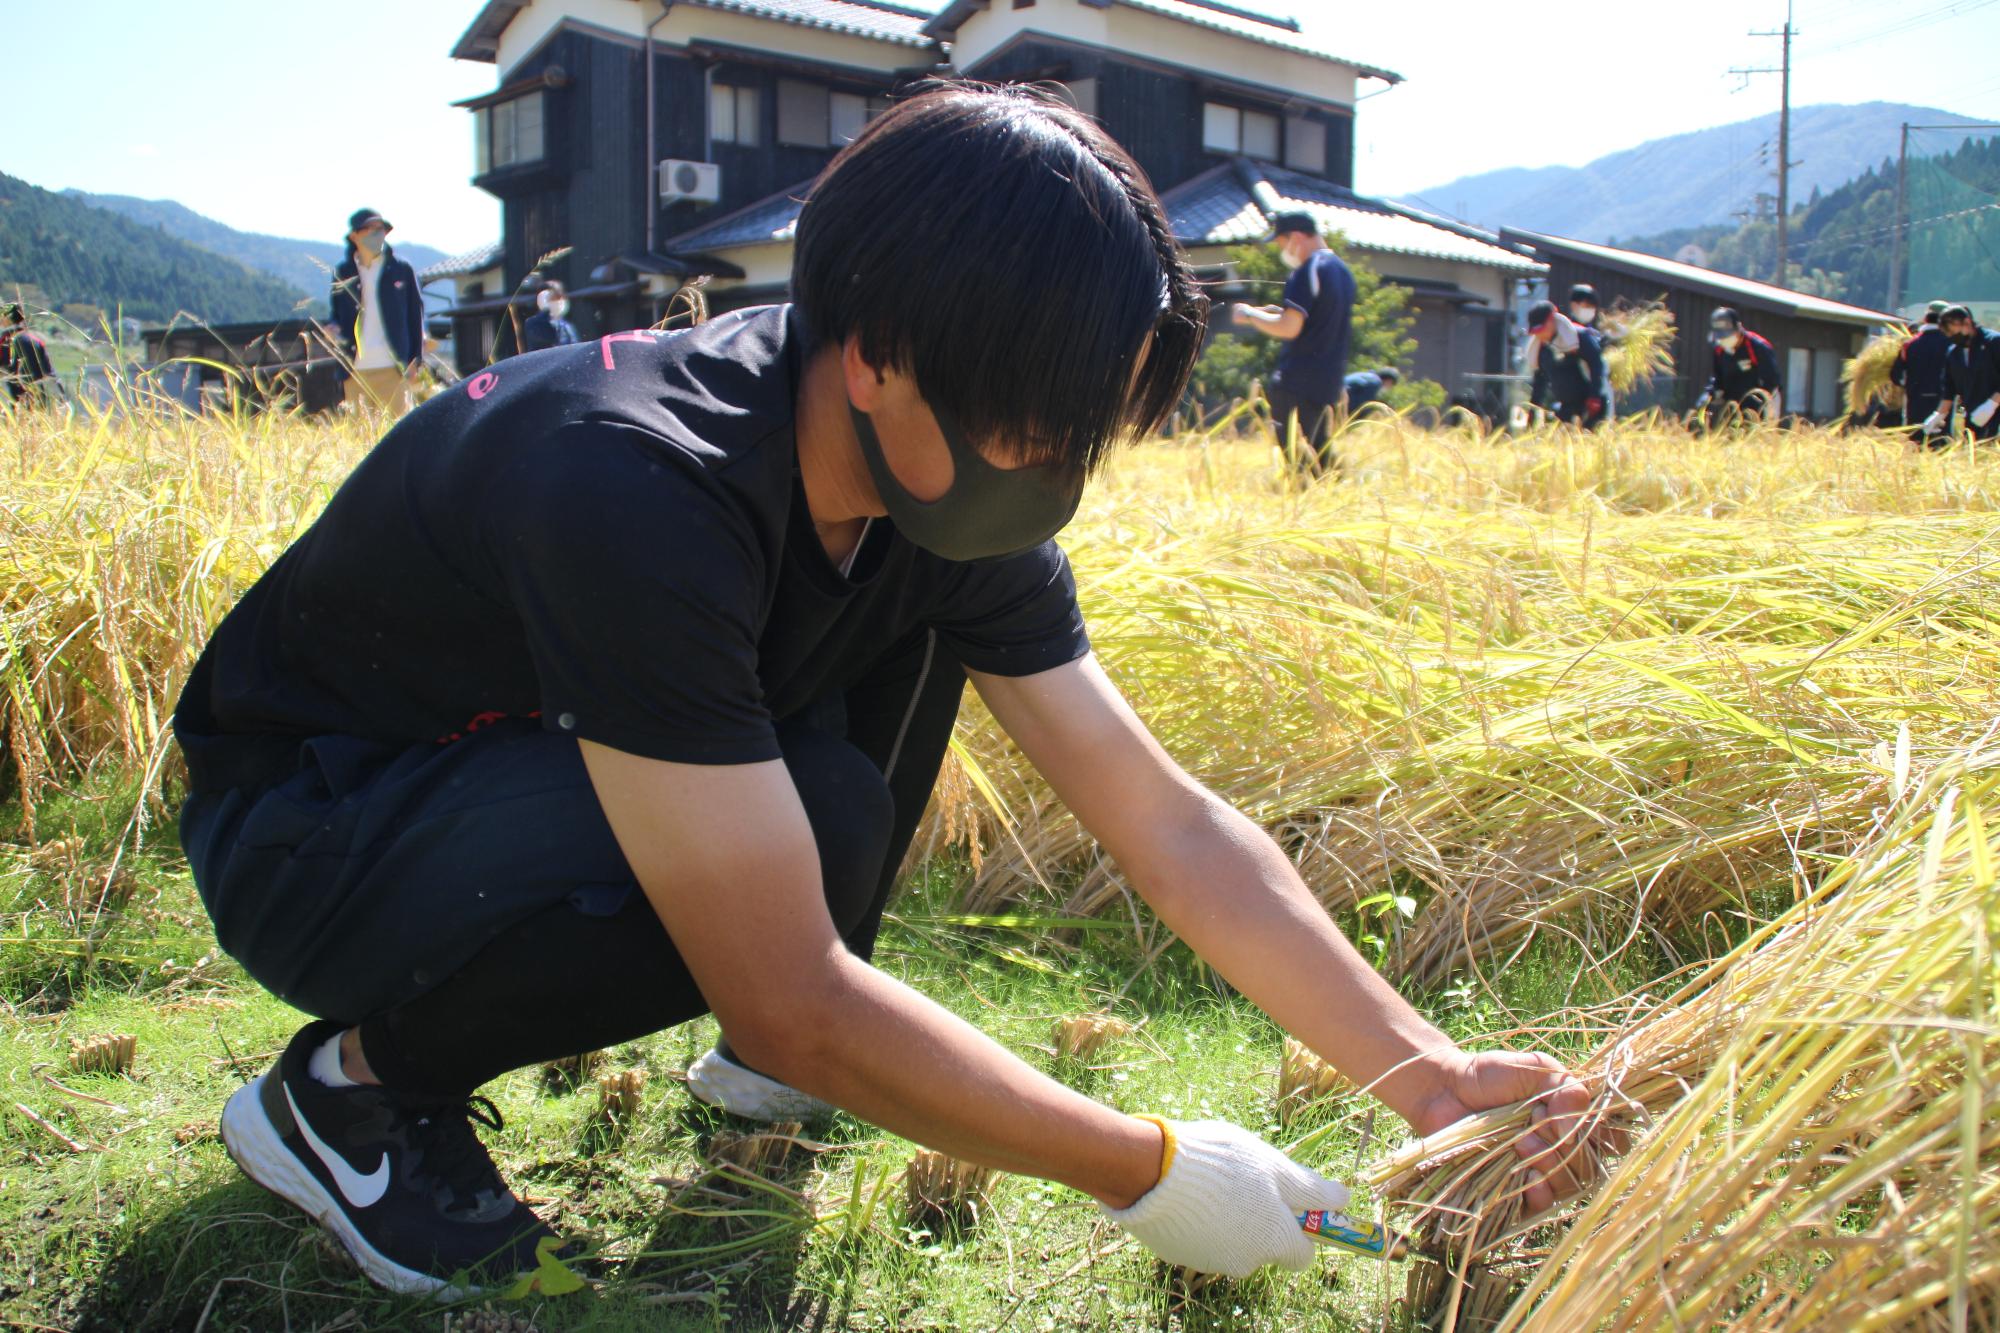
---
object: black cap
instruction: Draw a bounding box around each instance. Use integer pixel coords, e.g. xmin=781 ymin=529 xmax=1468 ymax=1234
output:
xmin=1709 ymin=306 xmax=1742 ymax=331
xmin=1568 ymin=283 xmax=1597 ymax=304
xmin=2 ymin=302 xmax=22 ymax=323
xmin=1377 ymin=367 xmax=1400 ymax=382
xmin=1267 ymin=210 xmax=1319 ymax=240
xmin=1524 ymin=300 xmax=1557 ymax=332
xmin=347 ymin=207 xmax=392 ymax=233
xmin=1940 ymin=303 xmax=1974 ymax=323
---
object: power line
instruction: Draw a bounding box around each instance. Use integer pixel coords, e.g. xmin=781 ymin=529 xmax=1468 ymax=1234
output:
xmin=1798 ymin=0 xmax=1997 ymax=56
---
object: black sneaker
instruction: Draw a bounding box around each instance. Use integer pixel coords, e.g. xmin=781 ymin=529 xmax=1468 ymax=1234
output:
xmin=220 ymin=1020 xmax=557 ymax=1297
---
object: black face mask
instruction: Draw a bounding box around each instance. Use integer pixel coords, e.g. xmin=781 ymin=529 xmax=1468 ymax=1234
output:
xmin=849 ymin=402 xmax=1085 ymax=563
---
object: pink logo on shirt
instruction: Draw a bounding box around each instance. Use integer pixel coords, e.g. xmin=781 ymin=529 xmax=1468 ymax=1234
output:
xmin=466 ymin=371 xmax=498 ymax=399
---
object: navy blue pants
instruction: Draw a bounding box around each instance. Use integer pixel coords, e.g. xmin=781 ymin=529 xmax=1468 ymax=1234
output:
xmin=178 ymin=631 xmax=965 ymax=1095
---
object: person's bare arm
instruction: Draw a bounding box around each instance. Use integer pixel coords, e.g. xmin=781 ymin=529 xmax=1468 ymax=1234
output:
xmin=1230 ymin=303 xmax=1305 ymax=340
xmin=974 ymin=656 xmax=1591 ymax=1209
xmin=578 ymin=741 xmax=1161 ymax=1207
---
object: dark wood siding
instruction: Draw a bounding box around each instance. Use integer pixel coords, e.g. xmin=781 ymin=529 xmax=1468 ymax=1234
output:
xmin=968 ymin=38 xmax=1355 ymax=194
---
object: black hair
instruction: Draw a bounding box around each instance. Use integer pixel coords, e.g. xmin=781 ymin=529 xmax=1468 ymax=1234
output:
xmin=791 ymin=82 xmax=1207 ymax=474
xmin=1567 ymin=283 xmax=1597 ymax=304
xmin=1525 ymin=300 xmax=1556 ymax=330
xmin=1377 ymin=367 xmax=1401 ymax=383
xmin=1711 ymin=306 xmax=1742 ymax=329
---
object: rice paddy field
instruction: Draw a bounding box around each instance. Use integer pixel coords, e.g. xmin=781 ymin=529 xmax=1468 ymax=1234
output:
xmin=2 ymin=396 xmax=1997 ymax=1332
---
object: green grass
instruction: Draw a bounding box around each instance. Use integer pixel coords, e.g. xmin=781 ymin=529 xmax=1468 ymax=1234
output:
xmin=0 ymin=781 xmax=1660 ymax=1333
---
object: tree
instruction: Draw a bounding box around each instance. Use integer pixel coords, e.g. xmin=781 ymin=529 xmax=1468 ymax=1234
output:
xmin=1186 ymin=231 xmax=1440 ymax=414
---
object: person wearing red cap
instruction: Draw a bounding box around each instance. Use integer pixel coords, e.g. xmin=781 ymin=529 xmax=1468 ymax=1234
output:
xmin=1522 ymin=300 xmax=1607 ymax=429
xmin=330 ymin=208 xmax=425 ymax=416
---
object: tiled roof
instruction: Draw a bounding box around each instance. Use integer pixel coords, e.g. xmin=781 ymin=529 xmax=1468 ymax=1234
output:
xmin=1162 ymin=161 xmax=1543 ymax=274
xmin=665 ymin=183 xmax=812 ymax=253
xmin=925 ymin=0 xmax=1401 ymax=82
xmin=1502 ymin=229 xmax=1900 ymax=327
xmin=452 ymin=0 xmax=934 ymax=62
xmin=683 ymin=0 xmax=936 ymax=47
xmin=418 ymin=240 xmax=505 ymax=283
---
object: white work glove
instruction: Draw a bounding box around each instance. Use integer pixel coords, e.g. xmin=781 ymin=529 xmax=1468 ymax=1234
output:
xmin=1100 ymin=1118 xmax=1350 ymax=1278
xmin=1972 ymin=399 xmax=1998 ymax=430
xmin=1924 ymin=410 xmax=1948 ymax=435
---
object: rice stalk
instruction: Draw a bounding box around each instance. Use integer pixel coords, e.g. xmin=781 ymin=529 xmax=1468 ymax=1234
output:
xmin=1363 ymin=741 xmax=2000 ymax=1331
xmin=903 ymin=1149 xmax=997 ymax=1236
xmin=1601 ymin=300 xmax=1677 ymax=395
xmin=596 ymin=1067 xmax=648 ymax=1119
xmin=67 ymin=1032 xmax=136 ymax=1076
xmin=1844 ymin=325 xmax=1913 ymax=417
xmin=1277 ymin=1036 xmax=1347 ymax=1127
xmin=1052 ymin=1012 xmax=1133 ymax=1063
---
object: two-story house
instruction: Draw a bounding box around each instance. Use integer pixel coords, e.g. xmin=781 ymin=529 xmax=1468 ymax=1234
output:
xmin=436 ymin=0 xmax=1544 ymax=399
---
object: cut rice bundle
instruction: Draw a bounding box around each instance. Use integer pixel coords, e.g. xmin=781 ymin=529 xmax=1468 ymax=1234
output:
xmin=1052 ymin=1012 xmax=1134 ymax=1063
xmin=1365 ymin=742 xmax=2000 ymax=1331
xmin=1844 ymin=325 xmax=1912 ymax=416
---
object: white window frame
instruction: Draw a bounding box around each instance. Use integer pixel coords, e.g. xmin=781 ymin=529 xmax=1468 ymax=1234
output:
xmin=711 ymin=83 xmax=760 ymax=146
xmin=778 ymin=78 xmax=831 ymax=148
xmin=1285 ymin=114 xmax=1326 ymax=173
xmin=1202 ymin=101 xmax=1240 ymax=153
xmin=1203 ymin=101 xmax=1281 ymax=160
xmin=475 ymin=90 xmax=545 ymax=173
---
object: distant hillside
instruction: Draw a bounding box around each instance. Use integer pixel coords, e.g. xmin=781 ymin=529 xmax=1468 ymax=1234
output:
xmin=65 ymin=191 xmax=448 ymax=313
xmin=1614 ymin=134 xmax=2000 ymax=313
xmin=0 ymin=173 xmax=308 ymax=324
xmin=1401 ymin=103 xmax=1990 ymax=241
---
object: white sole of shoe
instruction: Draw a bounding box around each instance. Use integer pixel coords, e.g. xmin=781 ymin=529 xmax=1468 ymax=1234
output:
xmin=220 ymin=1073 xmax=468 ymax=1299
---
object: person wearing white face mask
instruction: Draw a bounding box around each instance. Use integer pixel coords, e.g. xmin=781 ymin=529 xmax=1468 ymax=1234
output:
xmin=522 ymin=281 xmax=581 ymax=353
xmin=1696 ymin=307 xmax=1782 ymax=424
xmin=1230 ymin=211 xmax=1357 ymax=474
xmin=330 ymin=208 xmax=425 ymax=416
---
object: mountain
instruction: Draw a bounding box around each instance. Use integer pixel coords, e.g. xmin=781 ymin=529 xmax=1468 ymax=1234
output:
xmin=64 ymin=191 xmax=447 ymax=312
xmin=1400 ymin=103 xmax=1991 ymax=242
xmin=0 ymin=172 xmax=309 ymax=324
xmin=1613 ymin=133 xmax=2000 ymax=313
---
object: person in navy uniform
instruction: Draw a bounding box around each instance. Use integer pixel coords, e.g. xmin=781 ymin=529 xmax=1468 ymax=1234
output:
xmin=521 ymin=280 xmax=581 ymax=353
xmin=1230 ymin=211 xmax=1357 ymax=473
xmin=1523 ymin=300 xmax=1607 ymax=428
xmin=1342 ymin=366 xmax=1400 ymax=415
xmin=1697 ymin=307 xmax=1781 ymax=423
xmin=1931 ymin=304 xmax=2000 ymax=441
xmin=1 ymin=303 xmax=59 ymax=407
xmin=1893 ymin=301 xmax=1953 ymax=439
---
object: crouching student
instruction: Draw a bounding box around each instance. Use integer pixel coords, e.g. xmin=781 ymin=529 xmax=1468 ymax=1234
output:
xmin=1524 ymin=301 xmax=1607 ymax=428
xmin=176 ymin=85 xmax=1590 ymax=1296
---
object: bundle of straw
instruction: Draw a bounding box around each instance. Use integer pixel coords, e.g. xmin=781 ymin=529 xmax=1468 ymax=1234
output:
xmin=1844 ymin=325 xmax=1913 ymax=416
xmin=903 ymin=1149 xmax=997 ymax=1236
xmin=1366 ymin=741 xmax=2000 ymax=1331
xmin=1601 ymin=300 xmax=1676 ymax=395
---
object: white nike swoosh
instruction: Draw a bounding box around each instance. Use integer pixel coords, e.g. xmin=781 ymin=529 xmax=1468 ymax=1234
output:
xmin=285 ymin=1081 xmax=391 ymax=1209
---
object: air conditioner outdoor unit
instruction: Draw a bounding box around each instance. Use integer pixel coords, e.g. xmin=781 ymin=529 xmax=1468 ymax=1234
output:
xmin=659 ymin=159 xmax=722 ymax=205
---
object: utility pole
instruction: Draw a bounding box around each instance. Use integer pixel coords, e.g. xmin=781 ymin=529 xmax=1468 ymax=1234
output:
xmin=1730 ymin=0 xmax=1797 ymax=286
xmin=1889 ymin=122 xmax=1910 ymax=313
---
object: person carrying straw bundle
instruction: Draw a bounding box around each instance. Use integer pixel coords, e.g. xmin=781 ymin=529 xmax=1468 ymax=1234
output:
xmin=174 ymin=84 xmax=1589 ymax=1298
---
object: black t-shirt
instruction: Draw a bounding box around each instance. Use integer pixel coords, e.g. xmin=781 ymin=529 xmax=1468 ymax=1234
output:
xmin=175 ymin=305 xmax=1089 ymax=783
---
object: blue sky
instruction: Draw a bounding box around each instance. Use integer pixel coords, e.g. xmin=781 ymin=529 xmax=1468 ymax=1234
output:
xmin=9 ymin=0 xmax=1999 ymax=254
